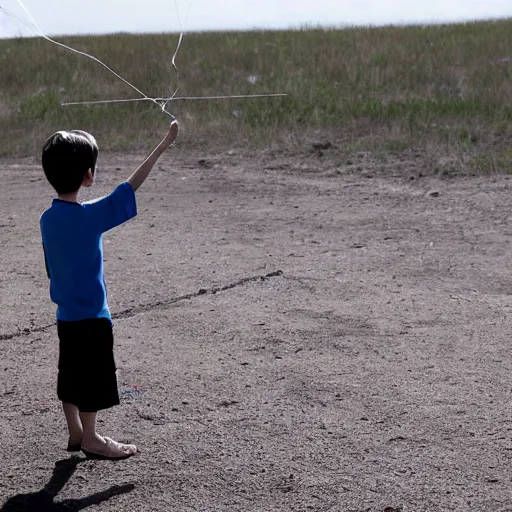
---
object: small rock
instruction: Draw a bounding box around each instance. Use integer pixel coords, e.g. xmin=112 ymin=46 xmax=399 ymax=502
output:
xmin=198 ymin=159 xmax=213 ymax=168
xmin=312 ymin=142 xmax=333 ymax=151
xmin=218 ymin=400 xmax=239 ymax=408
xmin=428 ymin=190 xmax=440 ymax=197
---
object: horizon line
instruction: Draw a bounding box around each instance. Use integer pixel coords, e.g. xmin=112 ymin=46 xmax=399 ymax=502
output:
xmin=1 ymin=15 xmax=511 ymax=40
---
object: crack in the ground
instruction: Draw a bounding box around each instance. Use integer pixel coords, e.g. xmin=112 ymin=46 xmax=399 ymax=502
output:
xmin=113 ymin=269 xmax=283 ymax=320
xmin=0 ymin=270 xmax=283 ymax=342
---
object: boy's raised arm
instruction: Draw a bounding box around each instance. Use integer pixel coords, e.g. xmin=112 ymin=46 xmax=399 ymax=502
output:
xmin=127 ymin=121 xmax=179 ymax=192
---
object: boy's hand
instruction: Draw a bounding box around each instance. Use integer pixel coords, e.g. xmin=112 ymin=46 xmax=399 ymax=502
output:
xmin=126 ymin=120 xmax=179 ymax=192
xmin=163 ymin=121 xmax=179 ymax=149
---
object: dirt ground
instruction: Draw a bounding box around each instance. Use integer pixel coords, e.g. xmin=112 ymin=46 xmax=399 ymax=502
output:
xmin=2 ymin=147 xmax=512 ymax=512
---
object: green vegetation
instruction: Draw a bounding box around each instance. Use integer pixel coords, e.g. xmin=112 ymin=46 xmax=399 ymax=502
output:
xmin=1 ymin=20 xmax=512 ymax=172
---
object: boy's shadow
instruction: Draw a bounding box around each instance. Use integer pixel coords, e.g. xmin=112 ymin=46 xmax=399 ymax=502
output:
xmin=0 ymin=457 xmax=134 ymax=512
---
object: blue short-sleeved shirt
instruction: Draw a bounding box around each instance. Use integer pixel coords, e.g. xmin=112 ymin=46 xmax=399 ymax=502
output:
xmin=40 ymin=182 xmax=137 ymax=322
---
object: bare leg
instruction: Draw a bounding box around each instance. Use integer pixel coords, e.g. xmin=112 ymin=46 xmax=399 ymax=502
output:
xmin=80 ymin=411 xmax=106 ymax=450
xmin=62 ymin=402 xmax=83 ymax=449
xmin=80 ymin=411 xmax=137 ymax=459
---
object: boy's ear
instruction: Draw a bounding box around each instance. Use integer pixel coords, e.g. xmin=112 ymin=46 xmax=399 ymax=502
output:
xmin=82 ymin=168 xmax=94 ymax=188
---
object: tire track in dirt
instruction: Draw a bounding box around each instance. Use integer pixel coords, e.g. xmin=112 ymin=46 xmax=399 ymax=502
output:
xmin=0 ymin=270 xmax=283 ymax=341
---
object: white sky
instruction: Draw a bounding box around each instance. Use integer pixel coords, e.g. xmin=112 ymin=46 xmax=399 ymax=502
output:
xmin=1 ymin=0 xmax=512 ymax=38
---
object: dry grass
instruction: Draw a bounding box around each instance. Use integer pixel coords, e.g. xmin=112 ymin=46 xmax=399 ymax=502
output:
xmin=1 ymin=20 xmax=512 ymax=172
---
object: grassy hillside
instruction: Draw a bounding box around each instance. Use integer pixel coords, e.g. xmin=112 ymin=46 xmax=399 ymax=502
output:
xmin=1 ymin=21 xmax=512 ymax=172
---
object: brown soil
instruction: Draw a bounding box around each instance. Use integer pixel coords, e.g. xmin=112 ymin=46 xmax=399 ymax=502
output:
xmin=1 ymin=148 xmax=512 ymax=512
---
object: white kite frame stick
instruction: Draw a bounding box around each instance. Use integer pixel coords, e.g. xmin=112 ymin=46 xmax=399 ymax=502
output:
xmin=62 ymin=93 xmax=288 ymax=107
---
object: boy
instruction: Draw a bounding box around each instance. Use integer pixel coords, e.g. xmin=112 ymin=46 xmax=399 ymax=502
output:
xmin=40 ymin=121 xmax=179 ymax=460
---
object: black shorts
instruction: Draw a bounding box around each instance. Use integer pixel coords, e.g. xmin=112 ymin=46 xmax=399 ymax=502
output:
xmin=57 ymin=318 xmax=120 ymax=413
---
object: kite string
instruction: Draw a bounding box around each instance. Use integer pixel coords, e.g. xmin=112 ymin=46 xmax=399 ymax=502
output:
xmin=11 ymin=0 xmax=177 ymax=119
xmin=0 ymin=5 xmax=38 ymax=33
xmin=162 ymin=0 xmax=189 ymax=111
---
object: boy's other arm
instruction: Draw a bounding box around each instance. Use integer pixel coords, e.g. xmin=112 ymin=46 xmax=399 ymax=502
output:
xmin=127 ymin=121 xmax=179 ymax=192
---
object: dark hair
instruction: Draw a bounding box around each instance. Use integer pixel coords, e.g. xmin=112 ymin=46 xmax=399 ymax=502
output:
xmin=42 ymin=130 xmax=98 ymax=194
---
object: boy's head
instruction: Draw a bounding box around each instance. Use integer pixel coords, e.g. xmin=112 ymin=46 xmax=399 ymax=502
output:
xmin=42 ymin=130 xmax=98 ymax=194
